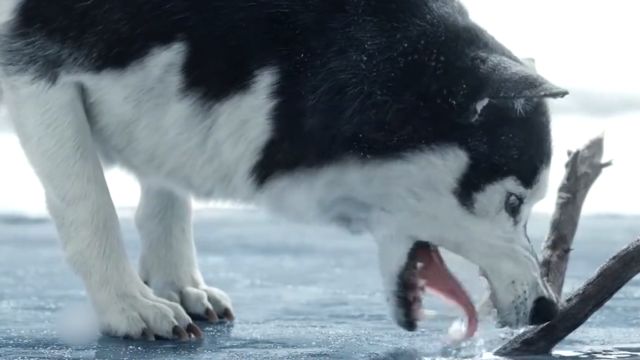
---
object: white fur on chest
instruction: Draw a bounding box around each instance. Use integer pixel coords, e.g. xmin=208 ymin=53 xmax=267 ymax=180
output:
xmin=75 ymin=43 xmax=276 ymax=200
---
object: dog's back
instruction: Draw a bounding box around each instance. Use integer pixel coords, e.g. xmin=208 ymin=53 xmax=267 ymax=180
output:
xmin=1 ymin=0 xmax=297 ymax=199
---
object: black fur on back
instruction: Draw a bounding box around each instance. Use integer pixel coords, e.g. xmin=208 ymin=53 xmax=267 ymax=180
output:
xmin=1 ymin=0 xmax=564 ymax=208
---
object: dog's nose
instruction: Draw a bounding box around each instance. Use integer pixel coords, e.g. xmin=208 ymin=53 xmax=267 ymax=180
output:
xmin=529 ymin=297 xmax=559 ymax=325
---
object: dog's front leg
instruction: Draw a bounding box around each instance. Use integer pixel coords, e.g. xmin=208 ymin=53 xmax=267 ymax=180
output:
xmin=136 ymin=185 xmax=234 ymax=322
xmin=3 ymin=79 xmax=199 ymax=340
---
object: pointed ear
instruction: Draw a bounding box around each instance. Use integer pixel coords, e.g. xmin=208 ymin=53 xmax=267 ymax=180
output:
xmin=521 ymin=57 xmax=536 ymax=70
xmin=476 ymin=54 xmax=568 ymax=100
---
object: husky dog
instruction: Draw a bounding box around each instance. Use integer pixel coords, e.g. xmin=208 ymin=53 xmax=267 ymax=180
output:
xmin=0 ymin=0 xmax=567 ymax=340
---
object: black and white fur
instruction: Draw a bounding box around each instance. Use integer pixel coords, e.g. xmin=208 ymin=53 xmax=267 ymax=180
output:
xmin=0 ymin=0 xmax=567 ymax=338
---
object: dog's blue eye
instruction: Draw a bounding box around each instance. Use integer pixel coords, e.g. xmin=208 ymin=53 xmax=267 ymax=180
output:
xmin=505 ymin=193 xmax=524 ymax=219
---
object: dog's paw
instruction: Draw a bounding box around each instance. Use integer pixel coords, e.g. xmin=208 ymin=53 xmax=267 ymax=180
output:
xmin=154 ymin=284 xmax=235 ymax=323
xmin=96 ymin=286 xmax=201 ymax=341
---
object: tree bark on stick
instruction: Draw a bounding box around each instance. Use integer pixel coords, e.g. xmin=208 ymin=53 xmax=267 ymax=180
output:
xmin=541 ymin=135 xmax=612 ymax=297
xmin=495 ymin=238 xmax=640 ymax=356
xmin=493 ymin=136 xmax=640 ymax=357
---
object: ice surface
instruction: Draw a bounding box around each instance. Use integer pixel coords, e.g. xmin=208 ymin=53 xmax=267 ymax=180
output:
xmin=447 ymin=319 xmax=467 ymax=344
xmin=0 ymin=209 xmax=639 ymax=359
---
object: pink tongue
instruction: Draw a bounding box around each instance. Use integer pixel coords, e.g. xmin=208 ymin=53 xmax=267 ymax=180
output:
xmin=415 ymin=246 xmax=478 ymax=338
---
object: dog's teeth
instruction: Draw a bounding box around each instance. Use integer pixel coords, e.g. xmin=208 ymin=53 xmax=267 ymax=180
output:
xmin=417 ymin=279 xmax=427 ymax=288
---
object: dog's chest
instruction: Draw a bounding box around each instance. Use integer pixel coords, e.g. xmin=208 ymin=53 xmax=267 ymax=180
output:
xmin=77 ymin=44 xmax=277 ymax=199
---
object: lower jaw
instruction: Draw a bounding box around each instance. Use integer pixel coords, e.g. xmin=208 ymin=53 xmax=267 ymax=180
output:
xmin=394 ymin=241 xmax=478 ymax=338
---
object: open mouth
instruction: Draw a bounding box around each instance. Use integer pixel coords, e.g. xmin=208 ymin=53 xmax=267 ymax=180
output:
xmin=395 ymin=241 xmax=478 ymax=338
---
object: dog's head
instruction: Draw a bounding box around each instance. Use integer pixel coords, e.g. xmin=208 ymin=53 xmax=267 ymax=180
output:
xmin=338 ymin=0 xmax=567 ymax=334
xmin=370 ymin=94 xmax=560 ymax=334
xmin=258 ymin=0 xmax=568 ymax=336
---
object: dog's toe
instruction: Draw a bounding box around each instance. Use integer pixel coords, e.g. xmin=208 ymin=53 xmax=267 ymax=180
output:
xmin=97 ymin=287 xmax=197 ymax=341
xmin=201 ymin=286 xmax=234 ymax=321
xmin=179 ymin=286 xmax=234 ymax=323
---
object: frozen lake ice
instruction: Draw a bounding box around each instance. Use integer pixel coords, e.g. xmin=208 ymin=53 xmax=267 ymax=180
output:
xmin=0 ymin=209 xmax=639 ymax=359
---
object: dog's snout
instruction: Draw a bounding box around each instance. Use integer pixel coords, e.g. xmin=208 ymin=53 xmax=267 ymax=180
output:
xmin=529 ymin=297 xmax=559 ymax=325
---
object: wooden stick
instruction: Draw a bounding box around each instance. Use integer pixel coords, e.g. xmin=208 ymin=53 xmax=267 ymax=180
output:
xmin=540 ymin=135 xmax=611 ymax=297
xmin=494 ymin=136 xmax=623 ymax=356
xmin=495 ymin=238 xmax=640 ymax=356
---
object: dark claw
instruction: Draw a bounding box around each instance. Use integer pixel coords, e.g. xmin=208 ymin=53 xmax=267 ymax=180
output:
xmin=186 ymin=323 xmax=203 ymax=339
xmin=222 ymin=308 xmax=235 ymax=321
xmin=172 ymin=325 xmax=189 ymax=341
xmin=205 ymin=307 xmax=219 ymax=323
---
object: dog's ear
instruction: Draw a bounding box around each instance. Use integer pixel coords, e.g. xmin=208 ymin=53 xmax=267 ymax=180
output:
xmin=521 ymin=57 xmax=537 ymax=70
xmin=476 ymin=54 xmax=568 ymax=100
xmin=465 ymin=54 xmax=568 ymax=122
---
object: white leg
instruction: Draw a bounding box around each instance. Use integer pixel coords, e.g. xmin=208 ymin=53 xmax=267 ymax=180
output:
xmin=136 ymin=185 xmax=234 ymax=322
xmin=2 ymin=78 xmax=199 ymax=340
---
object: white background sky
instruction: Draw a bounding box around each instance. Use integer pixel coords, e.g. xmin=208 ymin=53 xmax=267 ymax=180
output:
xmin=0 ymin=0 xmax=639 ymax=215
